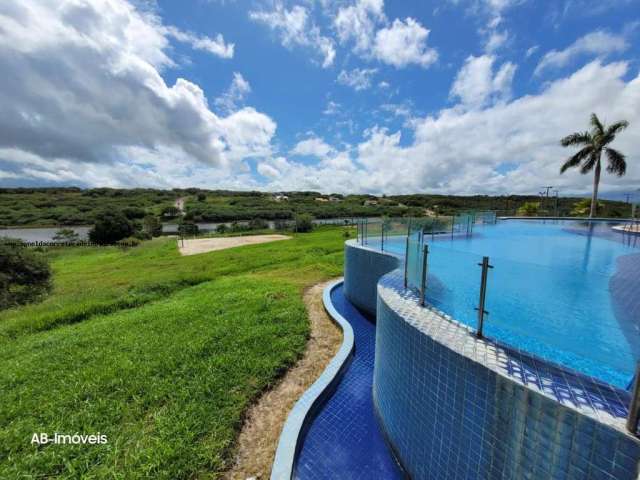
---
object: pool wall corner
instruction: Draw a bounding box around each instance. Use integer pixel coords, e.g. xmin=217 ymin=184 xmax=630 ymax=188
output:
xmin=343 ymin=239 xmax=400 ymax=316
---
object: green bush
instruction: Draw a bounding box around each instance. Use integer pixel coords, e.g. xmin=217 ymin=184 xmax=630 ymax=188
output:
xmin=0 ymin=238 xmax=51 ymax=310
xmin=88 ymin=210 xmax=134 ymax=244
xmin=117 ymin=237 xmax=141 ymax=247
xmin=216 ymin=224 xmax=228 ymax=234
xmin=517 ymin=202 xmax=540 ymax=216
xmin=161 ymin=206 xmax=180 ymax=218
xmin=52 ymin=228 xmax=80 ymax=243
xmin=142 ymin=215 xmax=163 ymax=237
xmin=248 ymin=218 xmax=268 ymax=230
xmin=178 ymin=221 xmax=199 ymax=237
xmin=295 ymin=214 xmax=314 ymax=233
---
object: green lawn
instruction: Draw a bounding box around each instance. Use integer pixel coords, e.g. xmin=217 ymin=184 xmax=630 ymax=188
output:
xmin=0 ymin=227 xmax=349 ymax=479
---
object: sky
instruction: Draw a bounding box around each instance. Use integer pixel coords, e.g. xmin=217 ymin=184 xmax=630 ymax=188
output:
xmin=0 ymin=0 xmax=639 ymax=198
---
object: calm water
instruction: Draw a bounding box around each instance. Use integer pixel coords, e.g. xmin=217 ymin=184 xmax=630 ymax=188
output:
xmin=0 ymin=226 xmax=91 ymax=242
xmin=1 ymin=218 xmax=360 ymax=241
xmin=378 ymin=220 xmax=640 ymax=388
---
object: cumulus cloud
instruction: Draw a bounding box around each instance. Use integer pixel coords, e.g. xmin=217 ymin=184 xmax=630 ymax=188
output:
xmin=0 ymin=0 xmax=276 ymax=186
xmin=323 ymin=101 xmax=341 ymax=115
xmin=290 ymin=137 xmax=334 ymax=158
xmin=337 ymin=68 xmax=378 ymax=91
xmin=165 ymin=26 xmax=234 ymax=58
xmin=535 ymin=30 xmax=628 ymax=75
xmin=249 ymin=3 xmax=335 ymax=68
xmin=485 ymin=30 xmax=509 ymax=52
xmin=450 ymin=55 xmax=517 ymax=108
xmin=334 ymin=1 xmax=437 ymax=69
xmin=372 ymin=18 xmax=438 ymax=68
xmin=334 ymin=0 xmax=385 ymax=53
xmin=256 ymin=61 xmax=640 ymax=196
xmin=215 ymin=73 xmax=251 ymax=113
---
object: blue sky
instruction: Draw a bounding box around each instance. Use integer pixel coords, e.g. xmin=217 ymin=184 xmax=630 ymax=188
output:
xmin=0 ymin=0 xmax=638 ymax=198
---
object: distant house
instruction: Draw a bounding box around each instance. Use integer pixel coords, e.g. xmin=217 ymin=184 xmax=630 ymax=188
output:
xmin=315 ymin=197 xmax=329 ymax=202
xmin=328 ymin=196 xmax=342 ymax=202
xmin=273 ymin=194 xmax=289 ymax=202
xmin=363 ymin=199 xmax=379 ymax=206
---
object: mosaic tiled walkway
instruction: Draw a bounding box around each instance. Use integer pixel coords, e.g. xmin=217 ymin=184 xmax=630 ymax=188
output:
xmin=293 ymin=284 xmax=404 ymax=480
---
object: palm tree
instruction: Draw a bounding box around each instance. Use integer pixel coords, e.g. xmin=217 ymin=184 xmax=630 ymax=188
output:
xmin=560 ymin=113 xmax=629 ymax=218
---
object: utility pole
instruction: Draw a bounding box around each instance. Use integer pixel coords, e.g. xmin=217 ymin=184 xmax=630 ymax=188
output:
xmin=539 ymin=186 xmax=553 ymax=214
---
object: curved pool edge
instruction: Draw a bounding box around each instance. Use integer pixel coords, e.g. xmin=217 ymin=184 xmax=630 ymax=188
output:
xmin=375 ymin=269 xmax=640 ymax=478
xmin=270 ymin=278 xmax=355 ymax=480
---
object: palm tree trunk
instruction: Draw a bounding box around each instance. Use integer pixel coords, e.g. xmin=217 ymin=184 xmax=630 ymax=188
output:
xmin=590 ymin=155 xmax=601 ymax=218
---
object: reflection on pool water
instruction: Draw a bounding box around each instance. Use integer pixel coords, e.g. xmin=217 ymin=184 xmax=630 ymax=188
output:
xmin=376 ymin=220 xmax=640 ymax=389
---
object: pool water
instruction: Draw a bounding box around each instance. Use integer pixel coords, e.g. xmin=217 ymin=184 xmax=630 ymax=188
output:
xmin=378 ymin=220 xmax=640 ymax=389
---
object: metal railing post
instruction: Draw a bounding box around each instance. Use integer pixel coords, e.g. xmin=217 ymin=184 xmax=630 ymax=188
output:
xmin=420 ymin=244 xmax=429 ymax=307
xmin=475 ymin=256 xmax=493 ymax=338
xmin=627 ymin=362 xmax=640 ymax=435
xmin=404 ymin=235 xmax=409 ymax=288
xmin=364 ymin=218 xmax=368 ymax=245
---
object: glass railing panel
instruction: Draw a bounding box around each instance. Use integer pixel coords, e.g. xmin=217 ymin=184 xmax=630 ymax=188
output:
xmin=420 ymin=243 xmax=635 ymax=388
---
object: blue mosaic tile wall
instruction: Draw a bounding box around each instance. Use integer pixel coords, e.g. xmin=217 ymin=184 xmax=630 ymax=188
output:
xmin=343 ymin=240 xmax=400 ymax=316
xmin=341 ymin=241 xmax=640 ymax=480
xmin=373 ymin=273 xmax=640 ymax=480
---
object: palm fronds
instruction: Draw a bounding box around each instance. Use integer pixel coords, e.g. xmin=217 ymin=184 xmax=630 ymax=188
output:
xmin=560 ymin=131 xmax=591 ymax=147
xmin=605 ymin=147 xmax=626 ymax=176
xmin=560 ymin=145 xmax=593 ymax=173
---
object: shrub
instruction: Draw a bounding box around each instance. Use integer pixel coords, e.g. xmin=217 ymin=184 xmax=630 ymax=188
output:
xmin=274 ymin=220 xmax=290 ymax=231
xmin=142 ymin=215 xmax=163 ymax=237
xmin=52 ymin=228 xmax=80 ymax=243
xmin=517 ymin=202 xmax=540 ymax=216
xmin=178 ymin=221 xmax=199 ymax=237
xmin=122 ymin=207 xmax=146 ymax=220
xmin=88 ymin=210 xmax=134 ymax=244
xmin=0 ymin=238 xmax=51 ymax=310
xmin=295 ymin=214 xmax=314 ymax=233
xmin=197 ymin=193 xmax=206 ymax=202
xmin=570 ymin=198 xmax=603 ymax=216
xmin=248 ymin=218 xmax=268 ymax=230
xmin=216 ymin=224 xmax=228 ymax=234
xmin=161 ymin=206 xmax=180 ymax=218
xmin=117 ymin=237 xmax=141 ymax=247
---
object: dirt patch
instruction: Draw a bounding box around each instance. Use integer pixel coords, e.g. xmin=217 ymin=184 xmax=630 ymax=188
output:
xmin=178 ymin=235 xmax=291 ymax=256
xmin=222 ymin=281 xmax=343 ymax=480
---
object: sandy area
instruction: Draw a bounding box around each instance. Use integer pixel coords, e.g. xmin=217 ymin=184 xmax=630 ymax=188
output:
xmin=222 ymin=281 xmax=343 ymax=480
xmin=178 ymin=234 xmax=291 ymax=256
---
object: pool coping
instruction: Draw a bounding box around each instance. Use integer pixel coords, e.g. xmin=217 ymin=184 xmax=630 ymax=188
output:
xmin=499 ymin=216 xmax=636 ymax=221
xmin=270 ymin=279 xmax=355 ymax=480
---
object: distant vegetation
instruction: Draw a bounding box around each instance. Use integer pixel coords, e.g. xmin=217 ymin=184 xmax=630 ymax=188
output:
xmin=0 ymin=187 xmax=634 ymax=227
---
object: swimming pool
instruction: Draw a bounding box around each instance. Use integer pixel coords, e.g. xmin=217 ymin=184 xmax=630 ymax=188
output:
xmin=374 ymin=219 xmax=640 ymax=388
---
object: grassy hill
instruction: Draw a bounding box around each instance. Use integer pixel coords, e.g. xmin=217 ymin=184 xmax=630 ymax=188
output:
xmin=0 ymin=226 xmax=348 ymax=478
